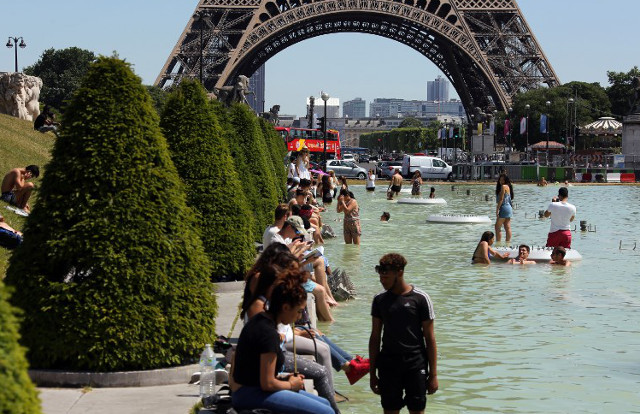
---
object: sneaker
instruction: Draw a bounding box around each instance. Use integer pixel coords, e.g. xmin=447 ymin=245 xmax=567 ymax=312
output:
xmin=345 ymin=356 xmax=370 ymax=385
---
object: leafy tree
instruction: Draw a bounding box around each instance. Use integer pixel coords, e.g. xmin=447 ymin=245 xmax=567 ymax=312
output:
xmin=5 ymin=57 xmax=216 ymax=371
xmin=258 ymin=118 xmax=288 ymax=201
xmin=23 ymin=47 xmax=96 ymax=110
xmin=146 ymin=85 xmax=170 ymax=116
xmin=510 ymin=82 xmax=611 ymax=149
xmin=398 ymin=117 xmax=424 ymax=129
xmin=160 ymin=80 xmax=255 ymax=281
xmin=0 ymin=281 xmax=41 ymax=413
xmin=215 ymin=103 xmax=279 ymax=238
xmin=606 ymin=66 xmax=640 ymax=118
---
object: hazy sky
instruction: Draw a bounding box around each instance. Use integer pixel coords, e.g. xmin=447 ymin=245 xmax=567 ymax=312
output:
xmin=4 ymin=0 xmax=638 ymax=117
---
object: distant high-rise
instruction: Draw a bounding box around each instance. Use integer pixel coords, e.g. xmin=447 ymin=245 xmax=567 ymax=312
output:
xmin=247 ymin=64 xmax=266 ymax=113
xmin=427 ymin=75 xmax=449 ymax=102
xmin=307 ymin=96 xmax=340 ymax=119
xmin=343 ymin=98 xmax=366 ymax=118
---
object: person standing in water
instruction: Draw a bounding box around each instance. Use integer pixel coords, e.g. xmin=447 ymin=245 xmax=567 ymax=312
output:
xmin=337 ymin=189 xmax=361 ymax=245
xmin=411 ymin=171 xmax=422 ymax=196
xmin=369 ymin=253 xmax=438 ymax=414
xmin=366 ymin=169 xmax=376 ymax=192
xmin=495 ymin=173 xmax=514 ymax=243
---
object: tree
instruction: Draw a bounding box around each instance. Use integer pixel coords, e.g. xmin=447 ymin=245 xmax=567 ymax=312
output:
xmin=146 ymin=85 xmax=169 ymax=116
xmin=398 ymin=117 xmax=423 ymax=129
xmin=215 ymin=103 xmax=280 ymax=238
xmin=606 ymin=66 xmax=640 ymax=118
xmin=160 ymin=80 xmax=255 ymax=281
xmin=0 ymin=281 xmax=41 ymax=413
xmin=23 ymin=47 xmax=96 ymax=110
xmin=5 ymin=57 xmax=216 ymax=371
xmin=510 ymin=82 xmax=611 ymax=149
xmin=258 ymin=118 xmax=288 ymax=201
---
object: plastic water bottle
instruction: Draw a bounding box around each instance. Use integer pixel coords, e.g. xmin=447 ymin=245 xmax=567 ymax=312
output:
xmin=199 ymin=344 xmax=216 ymax=399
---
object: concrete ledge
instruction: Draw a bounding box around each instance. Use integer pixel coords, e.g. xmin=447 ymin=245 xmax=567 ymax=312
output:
xmin=213 ymin=281 xmax=244 ymax=293
xmin=29 ymin=363 xmax=199 ymax=388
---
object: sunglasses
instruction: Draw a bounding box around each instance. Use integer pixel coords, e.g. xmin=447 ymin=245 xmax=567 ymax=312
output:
xmin=375 ymin=265 xmax=398 ymax=274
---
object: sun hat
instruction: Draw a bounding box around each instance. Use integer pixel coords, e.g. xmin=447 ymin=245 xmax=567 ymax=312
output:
xmin=285 ymin=216 xmax=309 ymax=237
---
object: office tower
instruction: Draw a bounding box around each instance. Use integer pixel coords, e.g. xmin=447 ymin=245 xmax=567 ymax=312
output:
xmin=247 ymin=64 xmax=266 ymax=113
xmin=343 ymin=98 xmax=366 ymax=118
xmin=427 ymin=75 xmax=450 ymax=102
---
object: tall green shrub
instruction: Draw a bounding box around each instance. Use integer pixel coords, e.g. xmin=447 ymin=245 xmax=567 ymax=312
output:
xmin=213 ymin=103 xmax=279 ymax=237
xmin=5 ymin=57 xmax=216 ymax=371
xmin=160 ymin=80 xmax=255 ymax=281
xmin=0 ymin=281 xmax=41 ymax=414
xmin=258 ymin=118 xmax=287 ymax=201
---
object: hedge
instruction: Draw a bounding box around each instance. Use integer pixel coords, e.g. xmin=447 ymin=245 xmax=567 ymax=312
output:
xmin=160 ymin=80 xmax=255 ymax=281
xmin=0 ymin=281 xmax=41 ymax=414
xmin=5 ymin=57 xmax=217 ymax=371
xmin=258 ymin=118 xmax=288 ymax=201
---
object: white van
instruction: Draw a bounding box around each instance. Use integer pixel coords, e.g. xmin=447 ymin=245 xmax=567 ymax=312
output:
xmin=402 ymin=155 xmax=453 ymax=180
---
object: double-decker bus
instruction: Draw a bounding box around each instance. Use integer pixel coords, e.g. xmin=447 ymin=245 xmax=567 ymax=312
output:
xmin=275 ymin=127 xmax=341 ymax=159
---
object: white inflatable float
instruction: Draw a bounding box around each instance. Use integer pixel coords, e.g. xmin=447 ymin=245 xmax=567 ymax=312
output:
xmin=427 ymin=214 xmax=491 ymax=224
xmin=493 ymin=246 xmax=583 ymax=262
xmin=398 ymin=198 xmax=447 ymax=205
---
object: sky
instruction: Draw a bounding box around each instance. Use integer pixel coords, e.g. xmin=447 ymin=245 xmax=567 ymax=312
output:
xmin=4 ymin=0 xmax=638 ymax=117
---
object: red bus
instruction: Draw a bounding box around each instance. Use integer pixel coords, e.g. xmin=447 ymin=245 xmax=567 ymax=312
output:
xmin=275 ymin=127 xmax=341 ymax=159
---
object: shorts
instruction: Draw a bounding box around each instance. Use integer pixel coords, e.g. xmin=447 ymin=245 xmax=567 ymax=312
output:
xmin=546 ymin=230 xmax=572 ymax=249
xmin=498 ymin=204 xmax=513 ymax=219
xmin=391 ymin=185 xmax=401 ymax=193
xmin=343 ymin=219 xmax=361 ymax=238
xmin=302 ymin=279 xmax=317 ymax=293
xmin=366 ymin=186 xmax=375 ymax=191
xmin=377 ymin=355 xmax=428 ymax=411
xmin=1 ymin=191 xmax=17 ymax=205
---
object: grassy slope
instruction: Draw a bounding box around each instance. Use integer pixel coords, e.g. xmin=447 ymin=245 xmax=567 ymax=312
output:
xmin=0 ymin=113 xmax=54 ymax=276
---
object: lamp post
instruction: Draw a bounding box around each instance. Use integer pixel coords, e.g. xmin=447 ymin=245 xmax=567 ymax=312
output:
xmin=568 ymin=97 xmax=576 ymax=155
xmin=192 ymin=13 xmax=206 ymax=84
xmin=321 ymin=91 xmax=329 ymax=169
xmin=6 ymin=36 xmax=26 ymax=72
xmin=508 ymin=107 xmax=513 ymax=152
xmin=545 ymin=100 xmax=551 ymax=166
xmin=525 ymin=104 xmax=530 ymax=161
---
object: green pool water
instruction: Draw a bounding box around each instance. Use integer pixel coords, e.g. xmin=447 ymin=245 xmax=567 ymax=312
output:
xmin=317 ymin=183 xmax=640 ymax=413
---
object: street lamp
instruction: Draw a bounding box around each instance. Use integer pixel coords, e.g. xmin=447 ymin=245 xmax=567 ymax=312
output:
xmin=6 ymin=36 xmax=26 ymax=73
xmin=545 ymin=100 xmax=551 ymax=166
xmin=192 ymin=13 xmax=206 ymax=85
xmin=567 ymin=97 xmax=575 ymax=155
xmin=525 ymin=104 xmax=530 ymax=160
xmin=507 ymin=107 xmax=513 ymax=151
xmin=321 ymin=91 xmax=330 ymax=168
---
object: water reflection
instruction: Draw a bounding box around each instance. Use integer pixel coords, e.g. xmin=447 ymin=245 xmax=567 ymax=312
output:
xmin=320 ymin=184 xmax=640 ymax=413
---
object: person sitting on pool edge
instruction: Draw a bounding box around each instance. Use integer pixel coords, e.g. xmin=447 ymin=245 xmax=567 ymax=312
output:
xmin=380 ymin=212 xmax=390 ymax=222
xmin=549 ymin=246 xmax=571 ymax=266
xmin=472 ymin=231 xmax=509 ymax=264
xmin=507 ymin=245 xmax=536 ymax=265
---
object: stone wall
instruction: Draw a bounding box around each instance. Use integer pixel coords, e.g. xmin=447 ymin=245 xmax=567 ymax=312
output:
xmin=0 ymin=72 xmax=43 ymax=121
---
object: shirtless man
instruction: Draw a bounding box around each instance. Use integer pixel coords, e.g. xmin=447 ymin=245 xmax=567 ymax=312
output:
xmin=549 ymin=246 xmax=571 ymax=266
xmin=507 ymin=245 xmax=536 ymax=265
xmin=390 ymin=169 xmax=403 ymax=198
xmin=1 ymin=165 xmax=40 ymax=212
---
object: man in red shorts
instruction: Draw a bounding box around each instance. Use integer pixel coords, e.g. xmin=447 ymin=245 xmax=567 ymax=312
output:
xmin=544 ymin=187 xmax=576 ymax=248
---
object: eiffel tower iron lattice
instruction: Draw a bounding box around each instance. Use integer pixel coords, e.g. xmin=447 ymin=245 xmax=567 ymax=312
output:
xmin=156 ymin=0 xmax=559 ymax=114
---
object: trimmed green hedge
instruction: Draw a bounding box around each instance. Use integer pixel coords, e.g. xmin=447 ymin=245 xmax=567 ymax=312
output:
xmin=0 ymin=281 xmax=41 ymax=414
xmin=213 ymin=103 xmax=280 ymax=238
xmin=5 ymin=57 xmax=217 ymax=371
xmin=360 ymin=126 xmax=441 ymax=153
xmin=258 ymin=118 xmax=288 ymax=201
xmin=160 ymin=80 xmax=255 ymax=281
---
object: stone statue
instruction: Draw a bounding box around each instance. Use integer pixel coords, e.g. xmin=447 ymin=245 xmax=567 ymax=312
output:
xmin=260 ymin=105 xmax=280 ymax=125
xmin=213 ymin=75 xmax=252 ymax=106
xmin=0 ymin=72 xmax=43 ymax=121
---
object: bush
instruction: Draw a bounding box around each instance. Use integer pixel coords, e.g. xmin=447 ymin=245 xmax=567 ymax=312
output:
xmin=213 ymin=103 xmax=279 ymax=238
xmin=5 ymin=57 xmax=217 ymax=371
xmin=258 ymin=118 xmax=288 ymax=201
xmin=160 ymin=80 xmax=255 ymax=281
xmin=0 ymin=281 xmax=41 ymax=414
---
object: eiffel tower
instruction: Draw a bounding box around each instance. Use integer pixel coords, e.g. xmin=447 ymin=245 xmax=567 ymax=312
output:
xmin=156 ymin=0 xmax=559 ymax=113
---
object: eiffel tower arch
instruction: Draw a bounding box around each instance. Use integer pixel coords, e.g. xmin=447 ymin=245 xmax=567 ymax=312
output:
xmin=156 ymin=0 xmax=559 ymax=114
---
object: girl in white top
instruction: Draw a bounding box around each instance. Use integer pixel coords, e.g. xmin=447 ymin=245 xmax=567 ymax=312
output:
xmin=294 ymin=147 xmax=311 ymax=180
xmin=366 ymin=169 xmax=376 ymax=191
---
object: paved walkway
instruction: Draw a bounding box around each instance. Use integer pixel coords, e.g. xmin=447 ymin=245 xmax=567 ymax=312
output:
xmin=39 ymin=282 xmax=244 ymax=414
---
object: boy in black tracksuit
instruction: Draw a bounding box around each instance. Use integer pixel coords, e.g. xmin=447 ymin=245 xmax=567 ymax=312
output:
xmin=369 ymin=253 xmax=438 ymax=414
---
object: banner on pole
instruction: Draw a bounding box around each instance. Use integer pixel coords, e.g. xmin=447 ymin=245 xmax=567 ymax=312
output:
xmin=520 ymin=117 xmax=527 ymax=134
xmin=540 ymin=114 xmax=548 ymax=134
xmin=504 ymin=119 xmax=510 ymax=136
xmin=477 ymin=123 xmax=483 ymax=135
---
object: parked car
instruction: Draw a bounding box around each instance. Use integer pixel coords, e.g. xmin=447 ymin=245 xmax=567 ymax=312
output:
xmin=401 ymin=155 xmax=453 ymax=180
xmin=359 ymin=154 xmax=370 ymax=163
xmin=325 ymin=160 xmax=367 ymax=179
xmin=342 ymin=153 xmax=355 ymax=161
xmin=377 ymin=161 xmax=403 ymax=179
